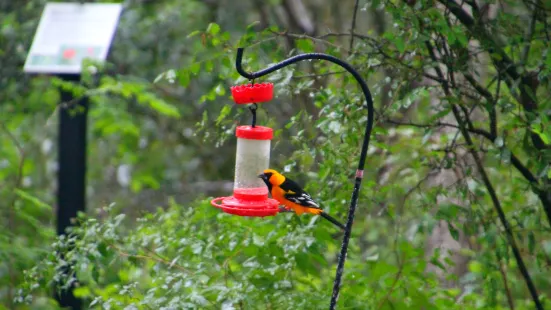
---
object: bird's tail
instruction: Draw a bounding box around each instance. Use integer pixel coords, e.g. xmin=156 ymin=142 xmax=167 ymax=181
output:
xmin=320 ymin=212 xmax=346 ymax=230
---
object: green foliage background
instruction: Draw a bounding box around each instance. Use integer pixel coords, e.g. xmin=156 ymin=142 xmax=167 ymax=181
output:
xmin=1 ymin=0 xmax=551 ymax=309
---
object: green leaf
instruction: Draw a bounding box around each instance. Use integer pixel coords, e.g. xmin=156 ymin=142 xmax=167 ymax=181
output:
xmin=214 ymin=84 xmax=226 ymax=96
xmin=14 ymin=189 xmax=52 ymax=211
xmin=448 ymin=222 xmax=459 ymax=241
xmin=395 ymin=36 xmax=406 ymax=53
xmin=531 ymin=127 xmax=550 ymax=144
xmin=365 ymin=253 xmax=379 ymax=262
xmin=468 ymin=261 xmax=483 ymax=273
xmin=494 ymin=136 xmax=504 ymax=148
xmin=187 ymin=30 xmax=202 ymax=38
xmin=428 ymin=107 xmax=451 ymax=122
xmin=435 ymin=203 xmax=463 ymax=220
xmin=190 ymin=62 xmax=201 ymax=75
xmin=543 ymin=241 xmax=551 ymax=255
xmin=395 ymin=87 xmax=430 ymax=109
xmin=73 ymin=287 xmax=91 ymax=298
xmin=205 ymin=60 xmax=214 ymax=72
xmin=148 ymin=98 xmax=180 ymax=118
xmin=206 ymin=23 xmax=220 ymax=35
xmin=221 ymin=31 xmax=231 ymax=41
xmin=216 ymin=105 xmax=231 ymax=125
xmin=179 ymin=69 xmax=190 ymax=87
xmin=454 ymin=29 xmax=468 ymax=47
xmin=296 ymin=39 xmax=314 ymax=53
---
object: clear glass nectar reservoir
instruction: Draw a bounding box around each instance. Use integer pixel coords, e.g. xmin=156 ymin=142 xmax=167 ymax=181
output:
xmin=234 ymin=125 xmax=272 ymax=196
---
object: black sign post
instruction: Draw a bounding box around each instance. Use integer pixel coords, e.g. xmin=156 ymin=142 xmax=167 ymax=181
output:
xmin=57 ymin=74 xmax=88 ymax=238
xmin=55 ymin=73 xmax=88 ymax=309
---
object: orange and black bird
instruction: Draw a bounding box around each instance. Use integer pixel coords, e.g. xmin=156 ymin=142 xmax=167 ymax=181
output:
xmin=259 ymin=169 xmax=345 ymax=230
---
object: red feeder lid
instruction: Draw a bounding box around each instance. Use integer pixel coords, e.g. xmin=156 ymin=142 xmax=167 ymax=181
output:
xmin=236 ymin=125 xmax=273 ymax=140
xmin=231 ymin=83 xmax=273 ymax=104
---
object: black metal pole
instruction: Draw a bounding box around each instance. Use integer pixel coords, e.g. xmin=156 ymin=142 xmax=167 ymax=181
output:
xmin=55 ymin=73 xmax=87 ymax=310
xmin=235 ymin=47 xmax=374 ymax=309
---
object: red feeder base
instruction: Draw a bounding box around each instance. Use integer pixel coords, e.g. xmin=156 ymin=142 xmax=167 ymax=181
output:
xmin=211 ymin=187 xmax=280 ymax=217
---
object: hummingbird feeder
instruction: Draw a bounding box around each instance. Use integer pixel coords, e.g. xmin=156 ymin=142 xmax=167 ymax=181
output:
xmin=211 ymin=47 xmax=375 ymax=310
xmin=210 ymin=82 xmax=281 ymax=217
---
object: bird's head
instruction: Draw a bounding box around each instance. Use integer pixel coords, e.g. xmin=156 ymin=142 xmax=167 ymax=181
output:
xmin=258 ymin=169 xmax=285 ymax=187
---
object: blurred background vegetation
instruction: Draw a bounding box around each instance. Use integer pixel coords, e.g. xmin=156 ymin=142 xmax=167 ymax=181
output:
xmin=1 ymin=0 xmax=551 ymax=309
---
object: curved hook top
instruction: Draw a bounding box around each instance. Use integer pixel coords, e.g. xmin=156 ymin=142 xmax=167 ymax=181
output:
xmin=236 ymin=48 xmax=253 ymax=79
xmin=235 ymin=46 xmax=374 ymax=169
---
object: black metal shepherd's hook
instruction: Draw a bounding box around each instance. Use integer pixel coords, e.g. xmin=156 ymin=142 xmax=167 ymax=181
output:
xmin=235 ymin=47 xmax=375 ymax=309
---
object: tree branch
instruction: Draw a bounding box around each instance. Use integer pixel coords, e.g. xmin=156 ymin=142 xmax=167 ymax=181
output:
xmin=438 ymin=0 xmax=548 ymax=150
xmin=424 ymin=40 xmax=544 ymax=310
xmin=281 ymin=0 xmax=315 ymax=35
xmin=348 ymin=0 xmax=361 ymax=55
xmin=435 ymin=0 xmax=551 ymax=221
xmin=269 ymin=30 xmax=349 ymax=52
xmin=385 ymin=118 xmax=491 ymax=139
xmin=463 ymin=73 xmax=494 ymax=103
xmin=107 ymin=242 xmax=194 ymax=274
xmin=317 ymin=31 xmax=457 ymax=86
xmin=520 ymin=1 xmax=538 ymax=67
xmin=318 ymin=31 xmax=378 ymax=43
xmin=490 ymin=74 xmax=501 ymax=138
xmin=478 ymin=215 xmax=516 ymax=310
xmin=385 ymin=118 xmax=540 ymax=187
xmin=498 ymin=245 xmax=516 ymax=309
xmin=376 ymin=266 xmax=403 ymax=309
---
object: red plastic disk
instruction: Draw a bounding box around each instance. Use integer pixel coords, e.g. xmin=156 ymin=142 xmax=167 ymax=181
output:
xmin=236 ymin=125 xmax=273 ymax=140
xmin=211 ymin=196 xmax=280 ymax=217
xmin=231 ymin=83 xmax=273 ymax=104
xmin=211 ymin=187 xmax=280 ymax=217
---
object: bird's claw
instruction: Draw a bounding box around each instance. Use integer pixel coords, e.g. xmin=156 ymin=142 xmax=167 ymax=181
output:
xmin=278 ymin=206 xmax=294 ymax=213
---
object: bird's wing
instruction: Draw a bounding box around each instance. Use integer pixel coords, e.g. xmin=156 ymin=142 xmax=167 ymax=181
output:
xmin=284 ymin=192 xmax=321 ymax=209
xmin=280 ymin=179 xmax=321 ymax=209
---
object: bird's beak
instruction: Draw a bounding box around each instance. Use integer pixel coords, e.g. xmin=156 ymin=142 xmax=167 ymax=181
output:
xmin=258 ymin=174 xmax=265 ymax=179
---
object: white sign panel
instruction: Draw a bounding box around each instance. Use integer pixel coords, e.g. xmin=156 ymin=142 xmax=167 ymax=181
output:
xmin=24 ymin=2 xmax=122 ymax=74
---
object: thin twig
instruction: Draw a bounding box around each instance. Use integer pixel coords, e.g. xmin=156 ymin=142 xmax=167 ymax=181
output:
xmin=349 ymin=0 xmax=361 ymax=55
xmin=291 ymin=70 xmax=348 ymax=79
xmin=499 ymin=256 xmax=516 ymax=309
xmin=463 ymin=73 xmax=494 ymax=103
xmin=268 ymin=30 xmax=350 ymax=52
xmin=319 ymin=31 xmax=379 ymax=44
xmin=520 ymin=1 xmax=538 ymax=67
xmin=376 ymin=267 xmax=403 ymax=309
xmin=385 ymin=118 xmax=493 ymax=139
xmin=477 ymin=214 xmax=516 ymax=310
xmin=247 ymin=36 xmax=279 ymax=49
xmin=491 ymin=73 xmax=501 ymax=138
xmin=107 ymin=243 xmax=193 ymax=274
xmin=542 ymin=10 xmax=551 ymax=42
